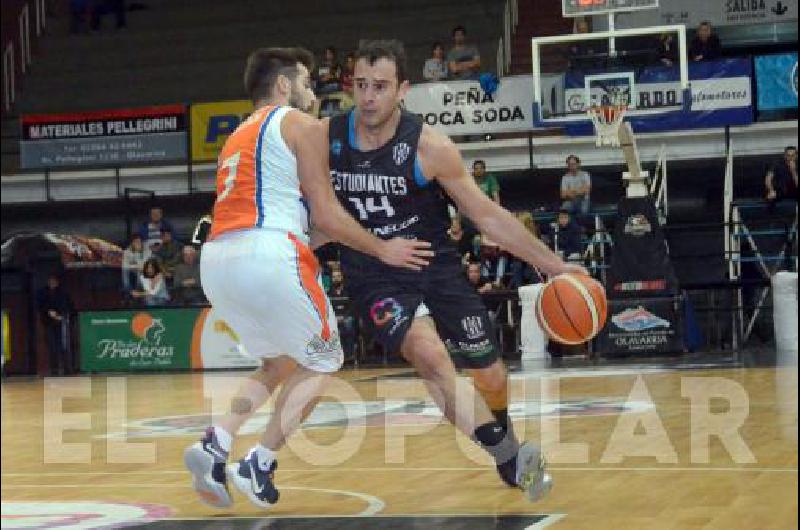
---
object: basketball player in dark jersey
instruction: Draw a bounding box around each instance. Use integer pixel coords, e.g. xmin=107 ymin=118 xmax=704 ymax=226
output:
xmin=318 ymin=40 xmax=585 ymax=500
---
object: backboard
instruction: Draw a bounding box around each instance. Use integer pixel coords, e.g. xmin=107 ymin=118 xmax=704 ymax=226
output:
xmin=563 ymin=0 xmax=659 ymax=18
xmin=531 ymin=24 xmax=690 ymax=127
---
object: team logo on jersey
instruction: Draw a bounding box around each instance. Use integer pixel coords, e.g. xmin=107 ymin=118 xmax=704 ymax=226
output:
xmin=461 ymin=315 xmax=485 ymax=340
xmin=370 ymin=298 xmax=403 ymax=327
xmin=331 ymin=139 xmax=343 ymax=157
xmin=393 ymin=142 xmax=411 ymax=166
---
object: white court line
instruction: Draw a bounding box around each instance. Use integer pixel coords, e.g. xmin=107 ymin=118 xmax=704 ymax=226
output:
xmin=2 ymin=466 xmax=797 ymax=478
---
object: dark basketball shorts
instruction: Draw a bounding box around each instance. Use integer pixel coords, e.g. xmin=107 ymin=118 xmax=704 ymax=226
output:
xmin=345 ymin=266 xmax=500 ymax=369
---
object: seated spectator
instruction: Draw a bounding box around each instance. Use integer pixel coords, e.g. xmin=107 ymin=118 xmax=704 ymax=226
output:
xmin=478 ymin=236 xmax=508 ymax=289
xmin=121 ymin=234 xmax=151 ymax=297
xmin=139 ymin=206 xmax=174 ymax=252
xmin=172 ymin=246 xmax=205 ymax=305
xmin=689 ymin=21 xmax=722 ymax=62
xmin=449 ymin=215 xmax=477 ymax=263
xmin=765 ymin=146 xmax=798 ymax=203
xmin=466 ymin=261 xmax=493 ymax=294
xmin=657 ymin=33 xmax=679 ymax=67
xmin=154 ymin=228 xmax=182 ymax=280
xmin=561 ymin=154 xmax=591 ymax=216
xmin=316 ymin=46 xmax=342 ymax=94
xmin=508 ymin=213 xmax=545 ymax=289
xmin=327 ymin=267 xmax=357 ymax=360
xmin=555 ymin=209 xmax=583 ymax=260
xmin=447 ymin=26 xmax=481 ymax=80
xmin=131 ymin=258 xmax=170 ymax=306
xmin=569 ymin=19 xmax=606 ymax=70
xmin=473 ymin=160 xmax=500 ymax=203
xmin=341 ymin=52 xmax=355 ymax=95
xmin=423 ymin=42 xmax=449 ymax=82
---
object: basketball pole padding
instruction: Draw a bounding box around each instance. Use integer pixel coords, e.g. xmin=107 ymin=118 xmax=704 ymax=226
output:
xmin=519 ymin=284 xmax=547 ymax=359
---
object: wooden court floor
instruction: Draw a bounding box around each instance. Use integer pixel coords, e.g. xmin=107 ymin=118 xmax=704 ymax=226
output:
xmin=1 ymin=362 xmax=797 ymax=529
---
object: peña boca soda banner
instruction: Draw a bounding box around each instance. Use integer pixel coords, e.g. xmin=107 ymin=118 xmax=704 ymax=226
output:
xmin=564 ymin=58 xmax=754 ymax=134
xmin=190 ymin=100 xmax=253 ymax=162
xmin=79 ymin=308 xmax=260 ymax=372
xmin=20 ymin=105 xmax=187 ymax=169
xmin=596 ymin=297 xmax=685 ymax=355
xmin=755 ymin=53 xmax=798 ymax=112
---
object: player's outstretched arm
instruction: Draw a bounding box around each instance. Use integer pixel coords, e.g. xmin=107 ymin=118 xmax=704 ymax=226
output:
xmin=285 ymin=111 xmax=433 ymax=271
xmin=420 ymin=127 xmax=583 ymax=278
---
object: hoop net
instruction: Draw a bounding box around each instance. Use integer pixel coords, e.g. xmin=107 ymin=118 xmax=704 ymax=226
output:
xmin=588 ymin=104 xmax=628 ymax=148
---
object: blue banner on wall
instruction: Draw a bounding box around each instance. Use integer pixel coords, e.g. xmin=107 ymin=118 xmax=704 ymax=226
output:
xmin=564 ymin=58 xmax=754 ymax=135
xmin=755 ymin=53 xmax=798 ymax=112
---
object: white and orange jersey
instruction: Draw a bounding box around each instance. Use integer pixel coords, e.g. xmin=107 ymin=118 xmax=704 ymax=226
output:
xmin=209 ymin=105 xmax=309 ymax=241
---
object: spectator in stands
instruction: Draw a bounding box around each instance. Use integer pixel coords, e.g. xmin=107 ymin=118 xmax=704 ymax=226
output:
xmin=508 ymin=213 xmax=545 ymax=289
xmin=689 ymin=21 xmax=722 ymax=62
xmin=121 ymin=234 xmax=151 ymax=297
xmin=556 ymin=209 xmax=583 ymax=261
xmin=327 ymin=267 xmax=357 ymax=360
xmin=569 ymin=18 xmax=605 ymax=70
xmin=154 ymin=227 xmax=182 ymax=280
xmin=447 ymin=26 xmax=481 ymax=80
xmin=765 ymin=146 xmax=798 ymax=203
xmin=478 ymin=236 xmax=508 ymax=289
xmin=90 ymin=0 xmax=127 ymax=31
xmin=139 ymin=206 xmax=174 ymax=251
xmin=657 ymin=33 xmax=679 ymax=67
xmin=341 ymin=52 xmax=356 ymax=96
xmin=37 ymin=273 xmax=73 ymax=375
xmin=449 ymin=215 xmax=477 ymax=263
xmin=423 ymin=42 xmax=449 ymax=82
xmin=172 ymin=246 xmax=205 ymax=305
xmin=316 ymin=46 xmax=342 ymax=94
xmin=561 ymin=154 xmax=591 ymax=216
xmin=473 ymin=160 xmax=500 ymax=203
xmin=466 ymin=261 xmax=494 ymax=294
xmin=132 ymin=258 xmax=169 ymax=306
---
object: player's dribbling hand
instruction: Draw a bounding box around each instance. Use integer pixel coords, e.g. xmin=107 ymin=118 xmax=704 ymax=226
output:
xmin=380 ymin=238 xmax=434 ymax=271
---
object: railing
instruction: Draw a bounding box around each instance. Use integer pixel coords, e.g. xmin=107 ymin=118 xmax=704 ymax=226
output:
xmin=651 ymin=143 xmax=669 ymax=221
xmin=2 ymin=0 xmax=46 ymax=113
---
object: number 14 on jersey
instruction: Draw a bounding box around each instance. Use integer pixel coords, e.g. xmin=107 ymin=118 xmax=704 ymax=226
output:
xmin=348 ymin=196 xmax=395 ymax=220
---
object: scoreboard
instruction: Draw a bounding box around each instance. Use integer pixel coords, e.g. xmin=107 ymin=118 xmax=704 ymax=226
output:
xmin=562 ymin=0 xmax=659 ymax=17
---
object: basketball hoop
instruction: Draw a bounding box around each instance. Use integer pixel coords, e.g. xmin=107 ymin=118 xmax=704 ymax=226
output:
xmin=588 ymin=103 xmax=627 ymax=148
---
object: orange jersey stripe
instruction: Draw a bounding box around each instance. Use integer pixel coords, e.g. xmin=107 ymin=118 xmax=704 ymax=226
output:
xmin=288 ymin=232 xmax=331 ymax=341
xmin=209 ymin=106 xmax=277 ymax=240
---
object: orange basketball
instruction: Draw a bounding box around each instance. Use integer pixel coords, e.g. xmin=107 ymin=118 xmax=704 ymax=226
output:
xmin=535 ymin=273 xmax=607 ymax=345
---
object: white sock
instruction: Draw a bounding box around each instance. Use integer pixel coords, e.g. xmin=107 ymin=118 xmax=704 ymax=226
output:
xmin=212 ymin=426 xmax=232 ymax=453
xmin=252 ymin=444 xmax=276 ymax=471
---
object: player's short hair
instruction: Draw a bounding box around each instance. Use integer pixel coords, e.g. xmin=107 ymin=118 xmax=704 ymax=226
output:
xmin=355 ymin=39 xmax=408 ymax=83
xmin=699 ymin=20 xmax=712 ymax=28
xmin=785 ymin=146 xmax=797 ymax=152
xmin=473 ymin=159 xmax=486 ymax=169
xmin=243 ymin=47 xmax=315 ymax=104
xmin=453 ymin=25 xmax=466 ymax=36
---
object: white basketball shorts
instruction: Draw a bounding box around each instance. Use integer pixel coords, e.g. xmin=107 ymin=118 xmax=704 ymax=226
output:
xmin=200 ymin=229 xmax=343 ymax=373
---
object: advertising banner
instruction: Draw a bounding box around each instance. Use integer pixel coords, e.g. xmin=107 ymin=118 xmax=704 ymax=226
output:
xmin=191 ymin=308 xmax=260 ymax=369
xmin=79 ymin=309 xmax=198 ymax=372
xmin=190 ymin=99 xmax=253 ymax=162
xmin=20 ymin=105 xmax=187 ymax=169
xmin=615 ymin=0 xmax=797 ymax=28
xmin=565 ymin=58 xmax=753 ymax=134
xmin=597 ymin=297 xmax=685 ymax=355
xmin=1 ymin=310 xmax=9 ymax=367
xmin=403 ymin=75 xmax=558 ymax=136
xmin=755 ymin=52 xmax=798 ymax=111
